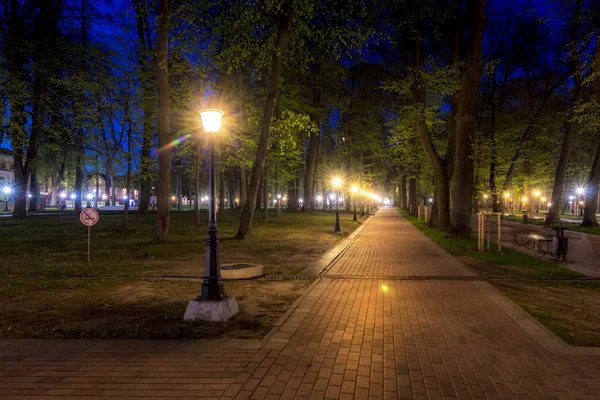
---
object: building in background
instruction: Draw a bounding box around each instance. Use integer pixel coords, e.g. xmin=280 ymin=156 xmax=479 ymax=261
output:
xmin=0 ymin=149 xmax=14 ymax=187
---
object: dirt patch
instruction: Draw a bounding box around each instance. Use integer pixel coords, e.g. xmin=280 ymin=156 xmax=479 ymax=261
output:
xmin=0 ymin=277 xmax=314 ymax=340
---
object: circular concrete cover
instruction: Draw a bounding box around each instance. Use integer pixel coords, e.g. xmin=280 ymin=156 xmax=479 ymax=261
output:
xmin=221 ymin=263 xmax=264 ymax=279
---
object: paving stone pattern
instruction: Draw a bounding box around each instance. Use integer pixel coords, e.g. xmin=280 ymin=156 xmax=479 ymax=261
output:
xmin=1 ymin=209 xmax=599 ymax=399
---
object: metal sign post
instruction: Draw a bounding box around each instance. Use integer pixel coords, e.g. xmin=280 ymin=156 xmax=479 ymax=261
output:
xmin=80 ymin=209 xmax=99 ymax=263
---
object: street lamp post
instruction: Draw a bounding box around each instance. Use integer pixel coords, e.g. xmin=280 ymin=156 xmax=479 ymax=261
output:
xmin=184 ymin=108 xmax=238 ymax=322
xmin=200 ymin=109 xmax=225 ymax=301
xmin=351 ymin=186 xmax=358 ymax=221
xmin=332 ymin=177 xmax=342 ymax=234
xmin=483 ymin=194 xmax=488 ymax=212
xmin=3 ymin=187 xmax=11 ymax=212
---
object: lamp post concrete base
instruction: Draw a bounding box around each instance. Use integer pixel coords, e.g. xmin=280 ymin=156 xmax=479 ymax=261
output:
xmin=184 ymin=297 xmax=239 ymax=322
xmin=332 ymin=230 xmax=344 ymax=235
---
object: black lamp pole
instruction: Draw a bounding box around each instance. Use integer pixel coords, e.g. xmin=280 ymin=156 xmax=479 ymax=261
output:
xmin=353 ymin=195 xmax=357 ymax=221
xmin=334 ymin=192 xmax=341 ymax=233
xmin=200 ymin=133 xmax=225 ymax=301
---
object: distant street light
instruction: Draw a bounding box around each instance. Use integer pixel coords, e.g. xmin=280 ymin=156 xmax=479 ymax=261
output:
xmin=351 ymin=185 xmax=358 ymax=221
xmin=3 ymin=186 xmax=11 ymax=211
xmin=332 ymin=177 xmax=342 ymax=234
xmin=483 ymin=194 xmax=488 ymax=211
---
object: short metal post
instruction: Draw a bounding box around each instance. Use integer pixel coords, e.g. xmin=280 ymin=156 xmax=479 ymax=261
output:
xmin=88 ymin=225 xmax=91 ymax=263
xmin=497 ymin=214 xmax=502 ymax=251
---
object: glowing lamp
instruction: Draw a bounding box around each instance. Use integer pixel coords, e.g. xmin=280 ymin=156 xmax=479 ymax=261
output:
xmin=332 ymin=177 xmax=342 ymax=188
xmin=2 ymin=187 xmax=11 ymax=194
xmin=70 ymin=194 xmax=76 ymax=200
xmin=60 ymin=192 xmax=67 ymax=199
xmin=351 ymin=185 xmax=358 ymax=194
xmin=534 ymin=190 xmax=541 ymax=197
xmin=576 ymin=187 xmax=584 ymax=195
xmin=316 ymin=195 xmax=323 ymax=202
xmin=199 ymin=109 xmax=223 ymax=133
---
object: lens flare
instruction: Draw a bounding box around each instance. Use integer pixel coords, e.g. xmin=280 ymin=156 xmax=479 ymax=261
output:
xmin=152 ymin=133 xmax=192 ymax=157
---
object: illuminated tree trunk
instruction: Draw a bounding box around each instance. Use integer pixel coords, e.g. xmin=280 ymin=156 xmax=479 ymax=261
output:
xmin=236 ymin=7 xmax=295 ymax=238
xmin=449 ymin=0 xmax=485 ymax=238
xmin=549 ymin=0 xmax=583 ymax=222
xmin=153 ymin=0 xmax=171 ymax=242
xmin=582 ymin=30 xmax=600 ymax=227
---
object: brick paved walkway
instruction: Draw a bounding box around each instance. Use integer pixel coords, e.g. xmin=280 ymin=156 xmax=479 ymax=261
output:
xmin=1 ymin=209 xmax=599 ymax=399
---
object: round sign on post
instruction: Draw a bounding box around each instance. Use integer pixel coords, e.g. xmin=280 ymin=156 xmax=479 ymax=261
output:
xmin=80 ymin=209 xmax=99 ymax=263
xmin=80 ymin=209 xmax=99 ymax=226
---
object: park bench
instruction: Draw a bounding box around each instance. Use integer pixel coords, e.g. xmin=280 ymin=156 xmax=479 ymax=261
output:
xmin=511 ymin=229 xmax=554 ymax=258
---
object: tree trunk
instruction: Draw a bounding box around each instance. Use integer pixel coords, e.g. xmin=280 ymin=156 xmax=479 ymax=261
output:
xmin=449 ymin=0 xmax=485 ymax=238
xmin=582 ymin=30 xmax=600 ymax=227
xmin=123 ymin=112 xmax=133 ymax=229
xmin=549 ymin=0 xmax=583 ymax=222
xmin=263 ymin=166 xmax=269 ymax=220
xmin=581 ymin=144 xmax=600 ymax=226
xmin=236 ymin=7 xmax=295 ymax=237
xmin=219 ymin=169 xmax=225 ymax=213
xmin=255 ymin=174 xmax=263 ymax=211
xmin=154 ymin=0 xmax=171 ymax=243
xmin=287 ymin=176 xmax=297 ymax=211
xmin=94 ymin=173 xmax=99 ymax=208
xmin=134 ymin=0 xmax=153 ymax=215
xmin=303 ymin=117 xmax=320 ymax=212
xmin=400 ymin=174 xmax=407 ymax=210
xmin=239 ymin=165 xmax=247 ymax=209
xmin=409 ymin=178 xmax=417 ymax=217
xmin=228 ymin=169 xmax=236 ymax=211
xmin=28 ymin=172 xmax=39 ymax=212
xmin=50 ymin=175 xmax=58 ymax=207
xmin=411 ymin=21 xmax=452 ymax=231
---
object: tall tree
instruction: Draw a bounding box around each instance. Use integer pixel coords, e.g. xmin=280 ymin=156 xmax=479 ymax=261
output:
xmin=549 ymin=0 xmax=584 ymax=221
xmin=236 ymin=4 xmax=295 ymax=238
xmin=154 ymin=0 xmax=171 ymax=242
xmin=448 ymin=0 xmax=485 ymax=238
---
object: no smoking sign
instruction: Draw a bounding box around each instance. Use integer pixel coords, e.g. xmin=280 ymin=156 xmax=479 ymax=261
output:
xmin=80 ymin=209 xmax=99 ymax=226
xmin=80 ymin=209 xmax=99 ymax=263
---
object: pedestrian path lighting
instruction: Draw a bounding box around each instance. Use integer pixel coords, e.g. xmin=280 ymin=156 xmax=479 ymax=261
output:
xmin=534 ymin=190 xmax=541 ymax=213
xmin=3 ymin=186 xmax=11 ymax=211
xmin=332 ymin=177 xmax=342 ymax=234
xmin=351 ymin=185 xmax=358 ymax=221
xmin=184 ymin=108 xmax=238 ymax=322
xmin=483 ymin=194 xmax=488 ymax=211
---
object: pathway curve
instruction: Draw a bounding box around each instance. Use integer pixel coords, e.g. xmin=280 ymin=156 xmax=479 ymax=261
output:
xmin=1 ymin=209 xmax=599 ymax=399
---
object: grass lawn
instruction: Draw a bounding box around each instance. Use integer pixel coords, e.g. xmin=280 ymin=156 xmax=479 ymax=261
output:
xmin=401 ymin=211 xmax=580 ymax=278
xmin=401 ymin=209 xmax=600 ymax=346
xmin=493 ymin=280 xmax=600 ymax=346
xmin=0 ymin=209 xmax=366 ymax=277
xmin=0 ymin=209 xmax=366 ymax=340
